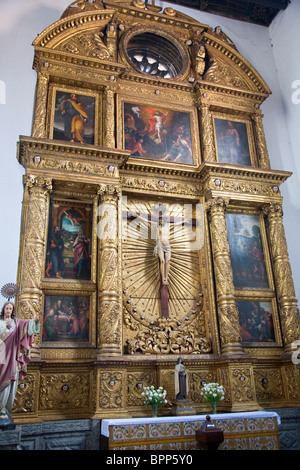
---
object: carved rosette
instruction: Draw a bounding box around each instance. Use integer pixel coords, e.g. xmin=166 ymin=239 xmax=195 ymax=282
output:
xmin=264 ymin=203 xmax=300 ymax=352
xmin=97 ymin=184 xmax=122 ymax=355
xmin=206 ymin=198 xmax=244 ymax=356
xmin=18 ymin=176 xmax=52 ymax=357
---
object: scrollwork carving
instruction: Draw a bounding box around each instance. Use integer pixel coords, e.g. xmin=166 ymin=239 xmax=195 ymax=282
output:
xmin=100 ymin=371 xmax=124 ymax=409
xmin=40 ymin=373 xmax=90 ymax=410
xmin=13 ymin=374 xmax=36 ymax=413
xmin=204 ymin=58 xmax=248 ymax=89
xmin=126 ymin=317 xmax=211 ymax=355
xmin=230 ymin=368 xmax=255 ymax=403
xmin=59 ymin=32 xmax=110 ymax=60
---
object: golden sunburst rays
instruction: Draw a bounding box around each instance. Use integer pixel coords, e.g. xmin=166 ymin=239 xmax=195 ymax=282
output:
xmin=122 ymin=200 xmax=201 ymax=321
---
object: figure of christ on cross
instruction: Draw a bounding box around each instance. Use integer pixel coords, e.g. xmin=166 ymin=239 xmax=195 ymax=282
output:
xmin=124 ymin=206 xmax=197 ymax=318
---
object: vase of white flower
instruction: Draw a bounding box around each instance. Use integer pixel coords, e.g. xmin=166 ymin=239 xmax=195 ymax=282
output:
xmin=201 ymin=382 xmax=225 ymax=414
xmin=141 ymin=385 xmax=167 ymax=417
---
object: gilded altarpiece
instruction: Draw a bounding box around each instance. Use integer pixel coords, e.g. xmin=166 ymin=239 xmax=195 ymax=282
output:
xmin=12 ymin=0 xmax=300 ymax=423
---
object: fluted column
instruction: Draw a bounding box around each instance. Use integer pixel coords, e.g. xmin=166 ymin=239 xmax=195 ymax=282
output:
xmin=252 ymin=111 xmax=271 ymax=169
xmin=32 ymin=72 xmax=49 ymax=139
xmin=199 ymin=103 xmax=216 ymax=162
xmin=17 ymin=175 xmax=52 ymax=358
xmin=206 ymin=197 xmax=245 ymax=357
xmin=97 ymin=183 xmax=122 ymax=356
xmin=103 ymin=86 xmax=116 ymax=148
xmin=264 ymin=203 xmax=300 ymax=355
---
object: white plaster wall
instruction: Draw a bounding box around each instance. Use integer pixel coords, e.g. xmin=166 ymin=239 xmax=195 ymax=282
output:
xmin=0 ymin=0 xmax=299 ymax=303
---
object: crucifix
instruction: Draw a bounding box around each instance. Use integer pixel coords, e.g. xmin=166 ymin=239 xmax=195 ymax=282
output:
xmin=124 ymin=204 xmax=197 ymax=318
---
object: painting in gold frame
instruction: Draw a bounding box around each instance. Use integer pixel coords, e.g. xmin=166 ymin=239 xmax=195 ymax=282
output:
xmin=49 ymin=87 xmax=98 ymax=145
xmin=237 ymin=300 xmax=279 ymax=345
xmin=214 ymin=116 xmax=255 ymax=166
xmin=42 ymin=294 xmax=91 ymax=346
xmin=122 ymin=101 xmax=196 ymax=165
xmin=45 ymin=198 xmax=93 ymax=281
xmin=225 ymin=212 xmax=270 ymax=289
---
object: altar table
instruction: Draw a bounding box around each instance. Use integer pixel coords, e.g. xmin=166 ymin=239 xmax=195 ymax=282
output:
xmin=101 ymin=411 xmax=281 ymax=450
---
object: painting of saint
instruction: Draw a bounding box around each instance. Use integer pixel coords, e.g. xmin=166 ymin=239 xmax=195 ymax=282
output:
xmin=124 ymin=103 xmax=194 ymax=164
xmin=226 ymin=213 xmax=269 ymax=288
xmin=214 ymin=118 xmax=252 ymax=166
xmin=45 ymin=200 xmax=92 ymax=280
xmin=237 ymin=301 xmax=276 ymax=343
xmin=42 ymin=296 xmax=90 ymax=343
xmin=52 ymin=91 xmax=95 ymax=144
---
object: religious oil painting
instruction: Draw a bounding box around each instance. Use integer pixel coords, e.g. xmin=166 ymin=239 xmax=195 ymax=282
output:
xmin=237 ymin=300 xmax=276 ymax=343
xmin=226 ymin=212 xmax=269 ymax=289
xmin=123 ymin=102 xmax=194 ymax=164
xmin=51 ymin=90 xmax=96 ymax=144
xmin=45 ymin=199 xmax=92 ymax=281
xmin=42 ymin=295 xmax=90 ymax=343
xmin=214 ymin=117 xmax=252 ymax=166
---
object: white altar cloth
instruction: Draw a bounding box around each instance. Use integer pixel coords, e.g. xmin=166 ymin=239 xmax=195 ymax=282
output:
xmin=101 ymin=411 xmax=281 ymax=437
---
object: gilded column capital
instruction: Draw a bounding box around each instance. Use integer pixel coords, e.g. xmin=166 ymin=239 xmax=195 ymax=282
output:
xmin=263 ymin=202 xmax=283 ymax=219
xmin=26 ymin=175 xmax=53 ymax=194
xmin=206 ymin=197 xmax=230 ymax=213
xmin=98 ymin=182 xmax=121 ymax=196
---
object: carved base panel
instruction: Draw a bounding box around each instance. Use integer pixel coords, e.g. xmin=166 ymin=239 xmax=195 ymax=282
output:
xmin=11 ymin=359 xmax=300 ymax=424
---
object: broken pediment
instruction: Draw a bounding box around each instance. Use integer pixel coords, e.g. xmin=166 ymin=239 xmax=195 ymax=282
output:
xmin=32 ymin=0 xmax=271 ymax=98
xmin=202 ymin=28 xmax=271 ymax=95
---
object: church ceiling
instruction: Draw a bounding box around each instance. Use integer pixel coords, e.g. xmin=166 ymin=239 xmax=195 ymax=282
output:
xmin=161 ymin=0 xmax=290 ymax=26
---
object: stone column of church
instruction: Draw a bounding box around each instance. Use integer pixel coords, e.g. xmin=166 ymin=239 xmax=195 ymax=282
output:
xmin=199 ymin=103 xmax=217 ymax=162
xmin=97 ymin=183 xmax=122 ymax=356
xmin=17 ymin=175 xmax=52 ymax=358
xmin=206 ymin=197 xmax=245 ymax=357
xmin=264 ymin=202 xmax=300 ymax=355
xmin=252 ymin=111 xmax=271 ymax=169
xmin=31 ymin=72 xmax=49 ymax=139
xmin=103 ymin=86 xmax=116 ymax=148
